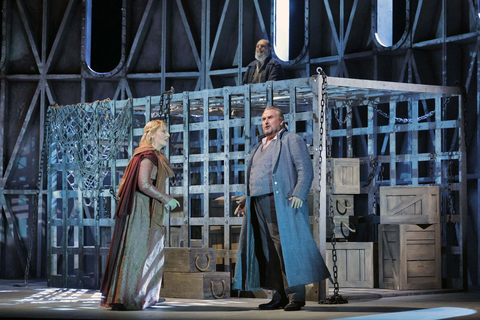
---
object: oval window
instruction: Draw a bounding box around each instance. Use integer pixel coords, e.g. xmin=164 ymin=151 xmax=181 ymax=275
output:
xmin=85 ymin=0 xmax=123 ymax=73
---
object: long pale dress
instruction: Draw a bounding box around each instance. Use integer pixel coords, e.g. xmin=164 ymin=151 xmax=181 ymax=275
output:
xmin=102 ymin=165 xmax=166 ymax=310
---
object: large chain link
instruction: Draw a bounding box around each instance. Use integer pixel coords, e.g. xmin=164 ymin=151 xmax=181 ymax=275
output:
xmin=373 ymin=96 xmax=451 ymax=123
xmin=316 ymin=68 xmax=348 ymax=305
xmin=363 ymin=157 xmax=384 ymax=215
xmin=362 ymin=157 xmax=379 ymax=188
xmin=333 ymin=100 xmax=352 ymax=125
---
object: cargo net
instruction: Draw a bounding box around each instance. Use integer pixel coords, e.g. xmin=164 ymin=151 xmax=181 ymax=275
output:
xmin=48 ymin=99 xmax=132 ymax=192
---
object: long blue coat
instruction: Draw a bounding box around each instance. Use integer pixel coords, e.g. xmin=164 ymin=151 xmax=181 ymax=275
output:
xmin=233 ymin=130 xmax=330 ymax=291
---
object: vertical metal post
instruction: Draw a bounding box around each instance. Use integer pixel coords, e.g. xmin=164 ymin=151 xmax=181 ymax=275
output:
xmin=389 ymin=101 xmax=396 ymax=186
xmin=317 ymin=76 xmax=327 ymax=300
xmin=203 ymin=91 xmax=209 ymax=248
xmin=411 ymin=100 xmax=419 ymax=185
xmin=237 ymin=0 xmax=243 ymax=85
xmin=223 ymin=88 xmax=231 ymax=272
xmin=161 ymin=0 xmax=167 ymax=93
xmin=458 ymin=95 xmax=468 ymax=290
xmin=182 ymin=92 xmax=190 ymax=246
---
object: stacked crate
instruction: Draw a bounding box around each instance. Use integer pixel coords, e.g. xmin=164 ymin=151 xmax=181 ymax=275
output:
xmin=378 ymin=186 xmax=442 ymax=290
xmin=325 ymin=159 xmax=376 ymax=288
xmin=161 ymin=247 xmax=231 ymax=299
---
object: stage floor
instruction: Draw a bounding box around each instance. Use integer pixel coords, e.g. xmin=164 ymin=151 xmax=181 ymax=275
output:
xmin=0 ymin=279 xmax=479 ymax=320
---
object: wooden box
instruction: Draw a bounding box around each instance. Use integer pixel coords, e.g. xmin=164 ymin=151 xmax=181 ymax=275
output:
xmin=380 ymin=186 xmax=440 ymax=224
xmin=329 ymin=195 xmax=354 ymax=216
xmin=332 ymin=158 xmax=360 ymax=194
xmin=161 ymin=272 xmax=231 ymax=299
xmin=326 ymin=216 xmax=356 ymax=240
xmin=379 ymin=224 xmax=441 ymax=290
xmin=326 ymin=242 xmax=376 ymax=288
xmin=164 ymin=247 xmax=216 ymax=273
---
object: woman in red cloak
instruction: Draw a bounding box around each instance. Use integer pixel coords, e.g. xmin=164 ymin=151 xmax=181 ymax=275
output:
xmin=100 ymin=120 xmax=179 ymax=310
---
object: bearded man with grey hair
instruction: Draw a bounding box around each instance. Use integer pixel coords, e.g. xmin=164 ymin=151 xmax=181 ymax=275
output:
xmin=241 ymin=39 xmax=284 ymax=84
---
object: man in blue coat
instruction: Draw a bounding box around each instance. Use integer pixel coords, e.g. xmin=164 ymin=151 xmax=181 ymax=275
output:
xmin=233 ymin=107 xmax=330 ymax=311
xmin=241 ymin=39 xmax=284 ymax=84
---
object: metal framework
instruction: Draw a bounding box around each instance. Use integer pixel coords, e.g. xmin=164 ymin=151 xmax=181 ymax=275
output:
xmin=326 ymin=77 xmax=466 ymax=289
xmin=0 ymin=0 xmax=478 ymax=289
xmin=45 ymin=76 xmax=466 ymax=292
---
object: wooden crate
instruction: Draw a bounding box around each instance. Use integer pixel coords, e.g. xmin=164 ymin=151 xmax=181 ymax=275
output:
xmin=332 ymin=158 xmax=360 ymax=194
xmin=161 ymin=272 xmax=231 ymax=299
xmin=380 ymin=186 xmax=440 ymax=224
xmin=164 ymin=247 xmax=216 ymax=273
xmin=379 ymin=224 xmax=441 ymax=290
xmin=330 ymin=195 xmax=354 ymax=216
xmin=326 ymin=242 xmax=376 ymax=288
xmin=326 ymin=216 xmax=357 ymax=240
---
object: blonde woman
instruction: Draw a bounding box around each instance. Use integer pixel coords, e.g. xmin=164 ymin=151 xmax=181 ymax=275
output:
xmin=100 ymin=120 xmax=179 ymax=310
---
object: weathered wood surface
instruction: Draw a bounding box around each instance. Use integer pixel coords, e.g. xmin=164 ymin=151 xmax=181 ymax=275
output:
xmin=164 ymin=247 xmax=216 ymax=273
xmin=326 ymin=216 xmax=356 ymax=240
xmin=379 ymin=224 xmax=441 ymax=290
xmin=330 ymin=195 xmax=355 ymax=216
xmin=161 ymin=271 xmax=231 ymax=299
xmin=326 ymin=242 xmax=376 ymax=288
xmin=332 ymin=159 xmax=360 ymax=194
xmin=380 ymin=186 xmax=440 ymax=224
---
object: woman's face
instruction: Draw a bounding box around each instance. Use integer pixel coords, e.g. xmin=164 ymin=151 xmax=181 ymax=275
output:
xmin=151 ymin=124 xmax=170 ymax=150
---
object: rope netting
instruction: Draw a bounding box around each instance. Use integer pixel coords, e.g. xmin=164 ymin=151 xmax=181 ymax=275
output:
xmin=48 ymin=99 xmax=132 ymax=192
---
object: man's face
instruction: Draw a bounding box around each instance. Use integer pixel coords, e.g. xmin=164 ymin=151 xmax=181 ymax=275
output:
xmin=262 ymin=109 xmax=284 ymax=138
xmin=255 ymin=40 xmax=271 ymax=61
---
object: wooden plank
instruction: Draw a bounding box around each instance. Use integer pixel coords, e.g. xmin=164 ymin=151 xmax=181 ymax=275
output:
xmin=380 ymin=186 xmax=440 ymax=224
xmin=164 ymin=247 xmax=216 ymax=273
xmin=332 ymin=158 xmax=360 ymax=194
xmin=326 ymin=242 xmax=375 ymax=288
xmin=161 ymin=271 xmax=231 ymax=299
xmin=379 ymin=224 xmax=441 ymax=290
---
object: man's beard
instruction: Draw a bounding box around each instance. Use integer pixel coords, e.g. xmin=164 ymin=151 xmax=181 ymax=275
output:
xmin=255 ymin=51 xmax=268 ymax=61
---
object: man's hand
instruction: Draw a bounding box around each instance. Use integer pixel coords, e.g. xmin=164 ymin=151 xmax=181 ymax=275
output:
xmin=288 ymin=196 xmax=304 ymax=208
xmin=166 ymin=198 xmax=180 ymax=210
xmin=234 ymin=201 xmax=246 ymax=216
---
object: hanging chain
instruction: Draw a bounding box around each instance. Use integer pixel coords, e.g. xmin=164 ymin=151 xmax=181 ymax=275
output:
xmin=14 ymin=109 xmax=50 ymax=287
xmin=429 ymin=152 xmax=436 ymax=185
xmin=364 ymin=157 xmax=384 ymax=216
xmin=372 ymin=164 xmax=384 ymax=215
xmin=456 ymin=82 xmax=470 ymax=150
xmin=316 ymin=67 xmax=348 ymax=305
xmin=362 ymin=157 xmax=379 ymax=188
xmin=445 ymin=154 xmax=457 ymax=216
xmin=333 ymin=100 xmax=352 ymax=125
xmin=373 ymin=96 xmax=451 ymax=124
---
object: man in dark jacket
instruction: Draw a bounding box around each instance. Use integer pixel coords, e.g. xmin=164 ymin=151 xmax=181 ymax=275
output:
xmin=233 ymin=107 xmax=330 ymax=311
xmin=241 ymin=39 xmax=284 ymax=84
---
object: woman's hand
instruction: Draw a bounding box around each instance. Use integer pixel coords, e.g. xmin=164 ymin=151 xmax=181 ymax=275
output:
xmin=166 ymin=198 xmax=180 ymax=210
xmin=234 ymin=201 xmax=245 ymax=216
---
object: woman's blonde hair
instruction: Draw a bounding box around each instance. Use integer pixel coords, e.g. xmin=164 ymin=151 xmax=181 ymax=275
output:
xmin=140 ymin=120 xmax=167 ymax=145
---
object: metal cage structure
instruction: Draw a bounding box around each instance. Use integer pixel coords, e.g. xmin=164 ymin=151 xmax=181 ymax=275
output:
xmin=46 ymin=76 xmax=466 ymax=292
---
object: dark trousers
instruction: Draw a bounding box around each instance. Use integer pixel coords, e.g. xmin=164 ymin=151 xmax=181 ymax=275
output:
xmin=251 ymin=194 xmax=305 ymax=303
